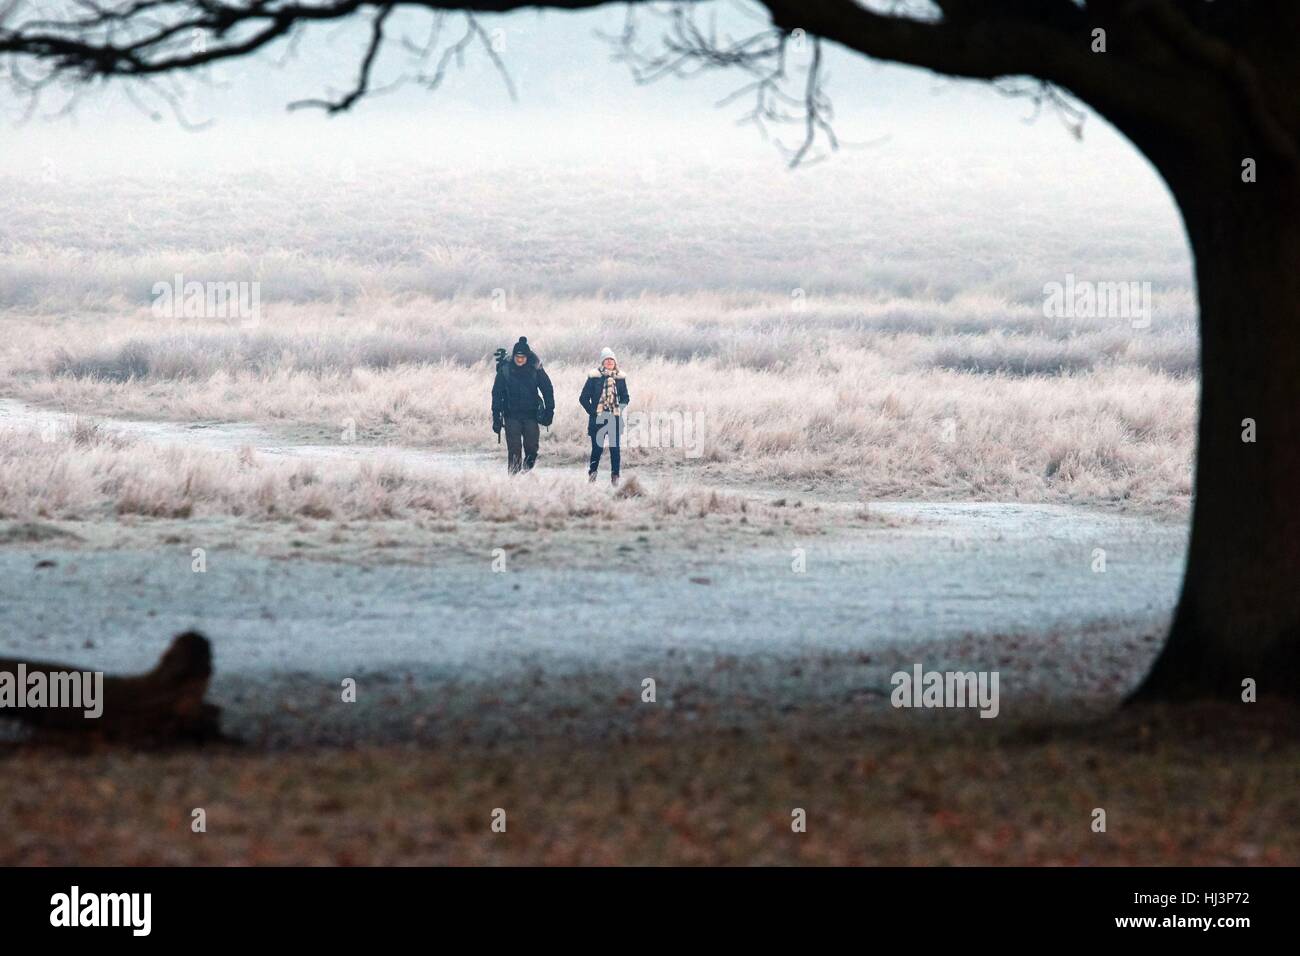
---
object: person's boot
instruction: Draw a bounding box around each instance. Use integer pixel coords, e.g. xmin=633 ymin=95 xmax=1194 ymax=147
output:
xmin=588 ymin=471 xmax=597 ymax=483
xmin=611 ymin=474 xmax=620 ymax=487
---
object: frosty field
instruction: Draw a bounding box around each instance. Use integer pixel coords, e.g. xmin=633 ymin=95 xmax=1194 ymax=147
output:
xmin=1 ymin=155 xmax=1197 ymax=517
xmin=0 ymin=147 xmax=1248 ymax=867
xmin=0 ymin=152 xmax=1200 ymax=714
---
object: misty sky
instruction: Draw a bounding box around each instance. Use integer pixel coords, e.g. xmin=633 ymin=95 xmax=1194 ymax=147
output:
xmin=1 ymin=2 xmax=1175 ymax=205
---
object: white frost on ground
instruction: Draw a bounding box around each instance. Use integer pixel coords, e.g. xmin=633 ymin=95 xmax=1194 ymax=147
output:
xmin=0 ymin=398 xmax=1188 ymax=744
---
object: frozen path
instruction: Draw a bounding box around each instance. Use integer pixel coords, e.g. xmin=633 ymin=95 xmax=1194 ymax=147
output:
xmin=0 ymin=397 xmax=494 ymax=473
xmin=0 ymin=503 xmax=1185 ymax=676
xmin=0 ymin=503 xmax=1186 ymax=743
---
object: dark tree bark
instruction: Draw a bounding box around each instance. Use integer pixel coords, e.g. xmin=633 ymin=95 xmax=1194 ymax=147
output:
xmin=1134 ymin=148 xmax=1300 ymax=699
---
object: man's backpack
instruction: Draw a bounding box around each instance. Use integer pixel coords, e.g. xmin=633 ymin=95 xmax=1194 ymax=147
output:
xmin=493 ymin=347 xmax=509 ymax=374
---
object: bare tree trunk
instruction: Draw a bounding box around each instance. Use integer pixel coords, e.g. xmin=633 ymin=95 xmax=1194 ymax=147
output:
xmin=1135 ymin=156 xmax=1300 ymax=700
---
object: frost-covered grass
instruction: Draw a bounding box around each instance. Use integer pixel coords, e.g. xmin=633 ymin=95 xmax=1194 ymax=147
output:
xmin=0 ymin=155 xmax=1194 ymax=307
xmin=0 ymin=161 xmax=1197 ymax=511
xmin=0 ymin=424 xmax=785 ymax=527
xmin=1 ymin=295 xmax=1198 ymax=510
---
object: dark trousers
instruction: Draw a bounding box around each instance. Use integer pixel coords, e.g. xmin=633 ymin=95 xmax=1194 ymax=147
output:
xmin=504 ymin=417 xmax=539 ymax=473
xmin=589 ymin=415 xmax=622 ymax=477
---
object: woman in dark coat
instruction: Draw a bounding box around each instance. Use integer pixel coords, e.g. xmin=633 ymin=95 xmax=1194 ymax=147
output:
xmin=579 ymin=347 xmax=630 ymax=485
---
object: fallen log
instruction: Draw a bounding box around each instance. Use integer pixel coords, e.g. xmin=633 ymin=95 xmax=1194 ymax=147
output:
xmin=0 ymin=631 xmax=223 ymax=744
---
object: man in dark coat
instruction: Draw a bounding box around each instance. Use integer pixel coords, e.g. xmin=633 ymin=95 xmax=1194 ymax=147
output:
xmin=492 ymin=337 xmax=555 ymax=474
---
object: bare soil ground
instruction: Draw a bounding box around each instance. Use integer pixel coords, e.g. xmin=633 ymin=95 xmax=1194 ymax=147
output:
xmin=4 ymin=703 xmax=1295 ymax=865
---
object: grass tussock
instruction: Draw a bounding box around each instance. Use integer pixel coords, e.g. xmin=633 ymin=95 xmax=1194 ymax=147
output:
xmin=0 ymin=424 xmax=764 ymax=526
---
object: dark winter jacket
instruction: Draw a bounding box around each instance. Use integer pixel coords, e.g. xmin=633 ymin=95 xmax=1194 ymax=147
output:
xmin=493 ymin=352 xmax=555 ymax=428
xmin=579 ymin=368 xmax=630 ymax=437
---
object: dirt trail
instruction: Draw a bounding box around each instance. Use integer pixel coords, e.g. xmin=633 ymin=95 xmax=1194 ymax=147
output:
xmin=0 ymin=397 xmax=1189 ymax=745
xmin=0 ymin=397 xmax=495 ymax=473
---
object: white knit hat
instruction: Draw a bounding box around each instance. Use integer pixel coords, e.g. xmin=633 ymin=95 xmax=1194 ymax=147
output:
xmin=599 ymin=347 xmax=617 ymax=364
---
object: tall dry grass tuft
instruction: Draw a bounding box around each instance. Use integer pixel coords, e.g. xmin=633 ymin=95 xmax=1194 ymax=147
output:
xmin=0 ymin=426 xmax=772 ymax=526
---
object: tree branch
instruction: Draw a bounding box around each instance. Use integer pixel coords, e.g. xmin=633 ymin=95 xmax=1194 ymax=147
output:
xmin=1 ymin=0 xmax=1292 ymax=169
xmin=288 ymin=2 xmax=395 ymax=113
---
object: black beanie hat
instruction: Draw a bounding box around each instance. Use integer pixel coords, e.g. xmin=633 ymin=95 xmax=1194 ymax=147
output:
xmin=512 ymin=337 xmax=531 ymax=357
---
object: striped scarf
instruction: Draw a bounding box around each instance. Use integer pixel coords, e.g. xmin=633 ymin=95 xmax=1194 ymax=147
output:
xmin=598 ymin=366 xmax=621 ymax=415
